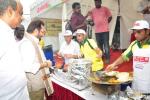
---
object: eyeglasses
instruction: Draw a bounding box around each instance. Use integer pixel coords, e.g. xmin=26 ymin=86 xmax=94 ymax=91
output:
xmin=40 ymin=30 xmax=46 ymax=34
xmin=40 ymin=27 xmax=46 ymax=33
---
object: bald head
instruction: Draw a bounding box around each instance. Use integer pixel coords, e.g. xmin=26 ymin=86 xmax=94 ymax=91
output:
xmin=0 ymin=0 xmax=18 ymax=16
xmin=0 ymin=0 xmax=23 ymax=28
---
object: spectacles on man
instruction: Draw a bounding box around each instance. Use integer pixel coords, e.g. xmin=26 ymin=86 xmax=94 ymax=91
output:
xmin=40 ymin=30 xmax=46 ymax=34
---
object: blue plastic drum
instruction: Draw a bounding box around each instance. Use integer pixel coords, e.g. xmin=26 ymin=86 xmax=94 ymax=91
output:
xmin=43 ymin=45 xmax=55 ymax=66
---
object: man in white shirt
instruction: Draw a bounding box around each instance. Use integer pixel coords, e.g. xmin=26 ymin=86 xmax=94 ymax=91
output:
xmin=0 ymin=0 xmax=30 ymax=100
xmin=58 ymin=30 xmax=81 ymax=65
xmin=19 ymin=19 xmax=51 ymax=100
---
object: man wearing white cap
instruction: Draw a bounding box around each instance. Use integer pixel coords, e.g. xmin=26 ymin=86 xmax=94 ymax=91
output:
xmin=106 ymin=20 xmax=150 ymax=94
xmin=76 ymin=29 xmax=104 ymax=72
xmin=58 ymin=30 xmax=81 ymax=65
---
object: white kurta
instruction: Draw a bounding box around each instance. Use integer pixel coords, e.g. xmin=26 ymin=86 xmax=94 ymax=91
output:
xmin=59 ymin=40 xmax=81 ymax=63
xmin=18 ymin=33 xmax=49 ymax=91
xmin=0 ymin=20 xmax=29 ymax=99
xmin=18 ymin=33 xmax=46 ymax=74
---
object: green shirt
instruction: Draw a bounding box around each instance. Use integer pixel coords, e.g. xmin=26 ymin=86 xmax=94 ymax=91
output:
xmin=80 ymin=39 xmax=103 ymax=71
xmin=122 ymin=38 xmax=150 ymax=61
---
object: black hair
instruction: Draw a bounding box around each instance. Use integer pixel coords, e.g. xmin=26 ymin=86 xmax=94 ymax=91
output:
xmin=72 ymin=2 xmax=80 ymax=9
xmin=14 ymin=24 xmax=25 ymax=40
xmin=94 ymin=0 xmax=101 ymax=2
xmin=0 ymin=0 xmax=17 ymax=15
xmin=27 ymin=19 xmax=44 ymax=33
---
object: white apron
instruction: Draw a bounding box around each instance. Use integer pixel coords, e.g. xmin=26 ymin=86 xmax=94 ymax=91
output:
xmin=132 ymin=48 xmax=150 ymax=93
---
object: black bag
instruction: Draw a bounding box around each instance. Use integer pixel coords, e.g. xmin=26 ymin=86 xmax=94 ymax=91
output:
xmin=65 ymin=20 xmax=73 ymax=32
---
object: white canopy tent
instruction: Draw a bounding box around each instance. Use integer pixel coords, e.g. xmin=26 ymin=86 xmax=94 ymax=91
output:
xmin=30 ymin=0 xmax=143 ymax=50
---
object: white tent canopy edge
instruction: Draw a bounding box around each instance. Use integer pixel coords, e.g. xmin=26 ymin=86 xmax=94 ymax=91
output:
xmin=30 ymin=0 xmax=143 ymax=50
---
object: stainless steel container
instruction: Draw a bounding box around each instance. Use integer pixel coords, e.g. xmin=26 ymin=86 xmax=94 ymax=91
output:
xmin=67 ymin=59 xmax=92 ymax=90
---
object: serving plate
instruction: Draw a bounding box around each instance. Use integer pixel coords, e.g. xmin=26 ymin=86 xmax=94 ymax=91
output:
xmin=88 ymin=72 xmax=133 ymax=85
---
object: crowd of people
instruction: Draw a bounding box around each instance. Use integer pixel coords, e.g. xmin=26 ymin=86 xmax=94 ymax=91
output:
xmin=58 ymin=0 xmax=150 ymax=96
xmin=69 ymin=0 xmax=112 ymax=64
xmin=0 ymin=0 xmax=150 ymax=100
